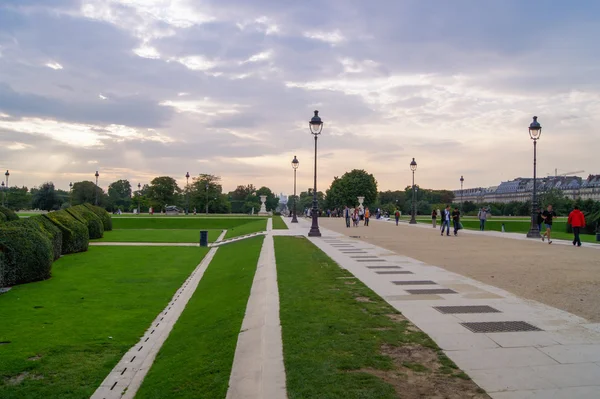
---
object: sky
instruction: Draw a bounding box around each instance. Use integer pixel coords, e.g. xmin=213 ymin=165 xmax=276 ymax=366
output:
xmin=1 ymin=0 xmax=599 ymax=195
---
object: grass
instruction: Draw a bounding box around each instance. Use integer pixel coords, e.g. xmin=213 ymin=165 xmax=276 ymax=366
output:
xmin=93 ymin=229 xmax=222 ymax=243
xmin=136 ymin=236 xmax=264 ymax=399
xmin=224 ymin=219 xmax=267 ymax=239
xmin=272 ymin=216 xmax=288 ymax=230
xmin=112 ymin=217 xmax=265 ymax=230
xmin=111 ymin=214 xmax=258 ymax=218
xmin=274 ymin=236 xmax=472 ymax=399
xmin=0 ymin=246 xmax=208 ymax=399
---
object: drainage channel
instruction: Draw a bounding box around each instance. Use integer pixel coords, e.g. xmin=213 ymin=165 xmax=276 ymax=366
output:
xmin=91 ymin=230 xmax=227 ymax=399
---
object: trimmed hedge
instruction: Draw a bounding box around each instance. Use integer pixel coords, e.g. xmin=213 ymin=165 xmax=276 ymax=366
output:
xmin=8 ymin=216 xmax=63 ymax=260
xmin=83 ymin=203 xmax=113 ymax=231
xmin=67 ymin=205 xmax=104 ymax=239
xmin=0 ymin=212 xmax=6 ymax=223
xmin=0 ymin=225 xmax=53 ymax=287
xmin=43 ymin=210 xmax=89 ymax=254
xmin=0 ymin=205 xmax=19 ymax=222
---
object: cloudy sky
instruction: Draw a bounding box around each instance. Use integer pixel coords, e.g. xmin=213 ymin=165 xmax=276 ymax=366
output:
xmin=1 ymin=0 xmax=599 ymax=195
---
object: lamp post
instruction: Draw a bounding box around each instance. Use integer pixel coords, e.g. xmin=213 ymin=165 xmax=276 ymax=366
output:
xmin=94 ymin=171 xmax=99 ymax=205
xmin=460 ymin=175 xmax=464 ymax=211
xmin=526 ymin=116 xmax=542 ymax=238
xmin=308 ymin=110 xmax=323 ymax=237
xmin=205 ymin=182 xmax=209 ymax=215
xmin=137 ymin=183 xmax=141 ymax=215
xmin=409 ymin=158 xmax=417 ymax=224
xmin=69 ymin=182 xmax=73 ymax=206
xmin=291 ymin=156 xmax=299 ymax=223
xmin=4 ymin=170 xmax=9 ymax=206
xmin=185 ymin=172 xmax=190 ymax=215
xmin=1 ymin=181 xmax=4 ymax=206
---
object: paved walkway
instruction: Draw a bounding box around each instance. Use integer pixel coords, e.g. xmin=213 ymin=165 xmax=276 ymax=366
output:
xmin=285 ymin=217 xmax=600 ymax=398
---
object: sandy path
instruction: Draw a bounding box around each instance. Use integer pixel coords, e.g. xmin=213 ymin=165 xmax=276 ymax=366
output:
xmin=319 ymin=218 xmax=600 ymax=322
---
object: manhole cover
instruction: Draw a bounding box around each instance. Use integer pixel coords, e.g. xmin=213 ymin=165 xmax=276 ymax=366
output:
xmin=406 ymin=289 xmax=457 ymax=295
xmin=393 ymin=280 xmax=437 ymax=285
xmin=356 ymin=259 xmax=386 ymax=262
xmin=460 ymin=321 xmax=542 ymax=333
xmin=434 ymin=306 xmax=501 ymax=314
xmin=376 ymin=271 xmax=414 ymax=274
xmin=366 ymin=266 xmax=401 ymax=269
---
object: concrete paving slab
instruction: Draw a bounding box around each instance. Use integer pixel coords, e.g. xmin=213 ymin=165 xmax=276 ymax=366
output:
xmin=539 ymin=344 xmax=600 ymax=364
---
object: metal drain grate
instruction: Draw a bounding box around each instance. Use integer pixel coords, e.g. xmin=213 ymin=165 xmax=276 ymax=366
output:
xmin=393 ymin=280 xmax=437 ymax=285
xmin=376 ymin=271 xmax=414 ymax=274
xmin=434 ymin=305 xmax=501 ymax=314
xmin=366 ymin=266 xmax=401 ymax=269
xmin=406 ymin=289 xmax=457 ymax=295
xmin=356 ymin=259 xmax=386 ymax=262
xmin=460 ymin=321 xmax=542 ymax=333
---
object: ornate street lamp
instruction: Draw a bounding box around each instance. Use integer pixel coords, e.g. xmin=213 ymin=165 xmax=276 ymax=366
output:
xmin=308 ymin=110 xmax=323 ymax=237
xmin=94 ymin=171 xmax=99 ymax=205
xmin=69 ymin=182 xmax=73 ymax=206
xmin=4 ymin=170 xmax=9 ymax=206
xmin=409 ymin=158 xmax=418 ymax=224
xmin=526 ymin=116 xmax=542 ymax=238
xmin=137 ymin=183 xmax=141 ymax=215
xmin=291 ymin=155 xmax=299 ymax=223
xmin=185 ymin=172 xmax=190 ymax=215
xmin=1 ymin=181 xmax=4 ymax=206
xmin=460 ymin=175 xmax=464 ymax=211
xmin=205 ymin=182 xmax=209 ymax=215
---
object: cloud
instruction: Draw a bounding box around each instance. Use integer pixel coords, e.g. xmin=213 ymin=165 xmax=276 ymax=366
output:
xmin=303 ymin=29 xmax=345 ymax=44
xmin=45 ymin=61 xmax=63 ymax=70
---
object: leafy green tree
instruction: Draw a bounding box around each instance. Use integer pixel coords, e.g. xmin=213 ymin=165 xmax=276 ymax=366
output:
xmin=326 ymin=169 xmax=378 ymax=209
xmin=147 ymin=176 xmax=180 ymax=212
xmin=228 ymin=184 xmax=256 ymax=213
xmin=189 ymin=174 xmax=222 ymax=214
xmin=31 ymin=182 xmax=61 ymax=211
xmin=299 ymin=189 xmax=325 ymax=212
xmin=72 ymin=181 xmax=106 ymax=206
xmin=5 ymin=186 xmax=32 ymax=211
xmin=108 ymin=179 xmax=132 ymax=211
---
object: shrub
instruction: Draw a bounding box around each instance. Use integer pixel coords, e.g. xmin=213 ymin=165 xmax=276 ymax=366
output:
xmin=67 ymin=205 xmax=104 ymax=239
xmin=8 ymin=216 xmax=63 ymax=260
xmin=0 ymin=206 xmax=19 ymax=221
xmin=43 ymin=210 xmax=89 ymax=254
xmin=0 ymin=212 xmax=6 ymax=223
xmin=0 ymin=225 xmax=53 ymax=287
xmin=83 ymin=203 xmax=113 ymax=231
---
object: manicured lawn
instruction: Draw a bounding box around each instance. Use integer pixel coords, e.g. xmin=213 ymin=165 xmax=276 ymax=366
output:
xmin=0 ymin=246 xmax=208 ymax=399
xmin=112 ymin=217 xmax=266 ymax=230
xmin=224 ymin=219 xmax=267 ymax=239
xmin=136 ymin=236 xmax=263 ymax=399
xmin=272 ymin=216 xmax=288 ymax=230
xmin=93 ymin=229 xmax=222 ymax=243
xmin=111 ymin=214 xmax=257 ymax=218
xmin=274 ymin=237 xmax=483 ymax=399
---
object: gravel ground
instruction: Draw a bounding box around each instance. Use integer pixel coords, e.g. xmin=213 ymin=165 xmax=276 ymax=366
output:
xmin=319 ymin=217 xmax=600 ymax=323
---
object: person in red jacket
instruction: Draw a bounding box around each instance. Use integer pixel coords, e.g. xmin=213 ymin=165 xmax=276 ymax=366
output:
xmin=567 ymin=205 xmax=586 ymax=247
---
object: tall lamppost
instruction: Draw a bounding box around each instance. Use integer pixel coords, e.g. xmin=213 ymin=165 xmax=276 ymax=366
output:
xmin=308 ymin=110 xmax=323 ymax=237
xmin=1 ymin=181 xmax=4 ymax=206
xmin=185 ymin=172 xmax=190 ymax=215
xmin=137 ymin=183 xmax=141 ymax=215
xmin=526 ymin=116 xmax=542 ymax=238
xmin=205 ymin=182 xmax=209 ymax=215
xmin=69 ymin=182 xmax=73 ymax=206
xmin=4 ymin=170 xmax=9 ymax=206
xmin=460 ymin=175 xmax=464 ymax=211
xmin=409 ymin=158 xmax=418 ymax=224
xmin=94 ymin=171 xmax=99 ymax=205
xmin=291 ymin=155 xmax=299 ymax=223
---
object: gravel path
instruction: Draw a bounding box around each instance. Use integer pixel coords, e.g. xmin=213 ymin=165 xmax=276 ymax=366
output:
xmin=319 ymin=218 xmax=600 ymax=322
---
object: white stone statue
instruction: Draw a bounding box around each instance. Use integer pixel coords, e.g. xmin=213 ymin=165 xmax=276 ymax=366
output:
xmin=357 ymin=196 xmax=365 ymax=212
xmin=258 ymin=195 xmax=268 ymax=215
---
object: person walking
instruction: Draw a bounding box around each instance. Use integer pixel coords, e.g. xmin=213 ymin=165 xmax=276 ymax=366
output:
xmin=394 ymin=209 xmax=400 ymax=226
xmin=477 ymin=207 xmax=488 ymax=231
xmin=353 ymin=207 xmax=359 ymax=227
xmin=344 ymin=206 xmax=351 ymax=228
xmin=440 ymin=205 xmax=451 ymax=236
xmin=541 ymin=204 xmax=556 ymax=244
xmin=364 ymin=207 xmax=370 ymax=226
xmin=452 ymin=207 xmax=461 ymax=236
xmin=431 ymin=209 xmax=437 ymax=228
xmin=567 ymin=205 xmax=586 ymax=247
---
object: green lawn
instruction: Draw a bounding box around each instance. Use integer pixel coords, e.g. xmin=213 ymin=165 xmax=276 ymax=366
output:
xmin=111 ymin=214 xmax=259 ymax=218
xmin=136 ymin=237 xmax=263 ymax=399
xmin=112 ymin=217 xmax=266 ymax=230
xmin=272 ymin=216 xmax=288 ymax=230
xmin=93 ymin=229 xmax=222 ymax=243
xmin=274 ymin=237 xmax=481 ymax=399
xmin=0 ymin=246 xmax=208 ymax=399
xmin=224 ymin=219 xmax=267 ymax=239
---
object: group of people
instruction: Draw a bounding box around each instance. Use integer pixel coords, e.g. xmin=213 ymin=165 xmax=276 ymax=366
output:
xmin=430 ymin=206 xmax=463 ymax=236
xmin=343 ymin=206 xmax=371 ymax=227
xmin=537 ymin=204 xmax=586 ymax=246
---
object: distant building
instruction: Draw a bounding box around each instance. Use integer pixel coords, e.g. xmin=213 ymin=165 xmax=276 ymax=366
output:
xmin=454 ymin=175 xmax=600 ymax=203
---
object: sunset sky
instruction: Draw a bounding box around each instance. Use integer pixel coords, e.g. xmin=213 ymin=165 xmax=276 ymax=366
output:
xmin=1 ymin=0 xmax=599 ymax=195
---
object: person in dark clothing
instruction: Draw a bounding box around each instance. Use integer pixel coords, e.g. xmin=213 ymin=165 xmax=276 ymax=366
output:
xmin=541 ymin=204 xmax=556 ymax=244
xmin=440 ymin=205 xmax=451 ymax=236
xmin=536 ymin=209 xmax=543 ymax=233
xmin=344 ymin=206 xmax=351 ymax=228
xmin=452 ymin=207 xmax=461 ymax=236
xmin=568 ymin=205 xmax=586 ymax=247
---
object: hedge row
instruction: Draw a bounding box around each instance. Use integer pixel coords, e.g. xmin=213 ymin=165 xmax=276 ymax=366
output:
xmin=0 ymin=205 xmax=19 ymax=222
xmin=8 ymin=216 xmax=63 ymax=260
xmin=0 ymin=225 xmax=53 ymax=287
xmin=67 ymin=205 xmax=104 ymax=239
xmin=84 ymin=203 xmax=113 ymax=231
xmin=43 ymin=210 xmax=89 ymax=255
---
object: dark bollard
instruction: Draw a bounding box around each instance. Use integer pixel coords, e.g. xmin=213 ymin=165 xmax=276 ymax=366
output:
xmin=200 ymin=230 xmax=208 ymax=247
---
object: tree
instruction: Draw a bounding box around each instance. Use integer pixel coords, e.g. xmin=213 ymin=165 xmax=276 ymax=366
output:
xmin=32 ymin=182 xmax=61 ymax=211
xmin=326 ymin=169 xmax=378 ymax=209
xmin=147 ymin=176 xmax=180 ymax=212
xmin=228 ymin=185 xmax=256 ymax=213
xmin=72 ymin=181 xmax=106 ymax=207
xmin=5 ymin=186 xmax=32 ymax=211
xmin=299 ymin=189 xmax=325 ymax=212
xmin=108 ymin=179 xmax=132 ymax=211
xmin=189 ymin=174 xmax=222 ymax=214
xmin=256 ymin=186 xmax=279 ymax=211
